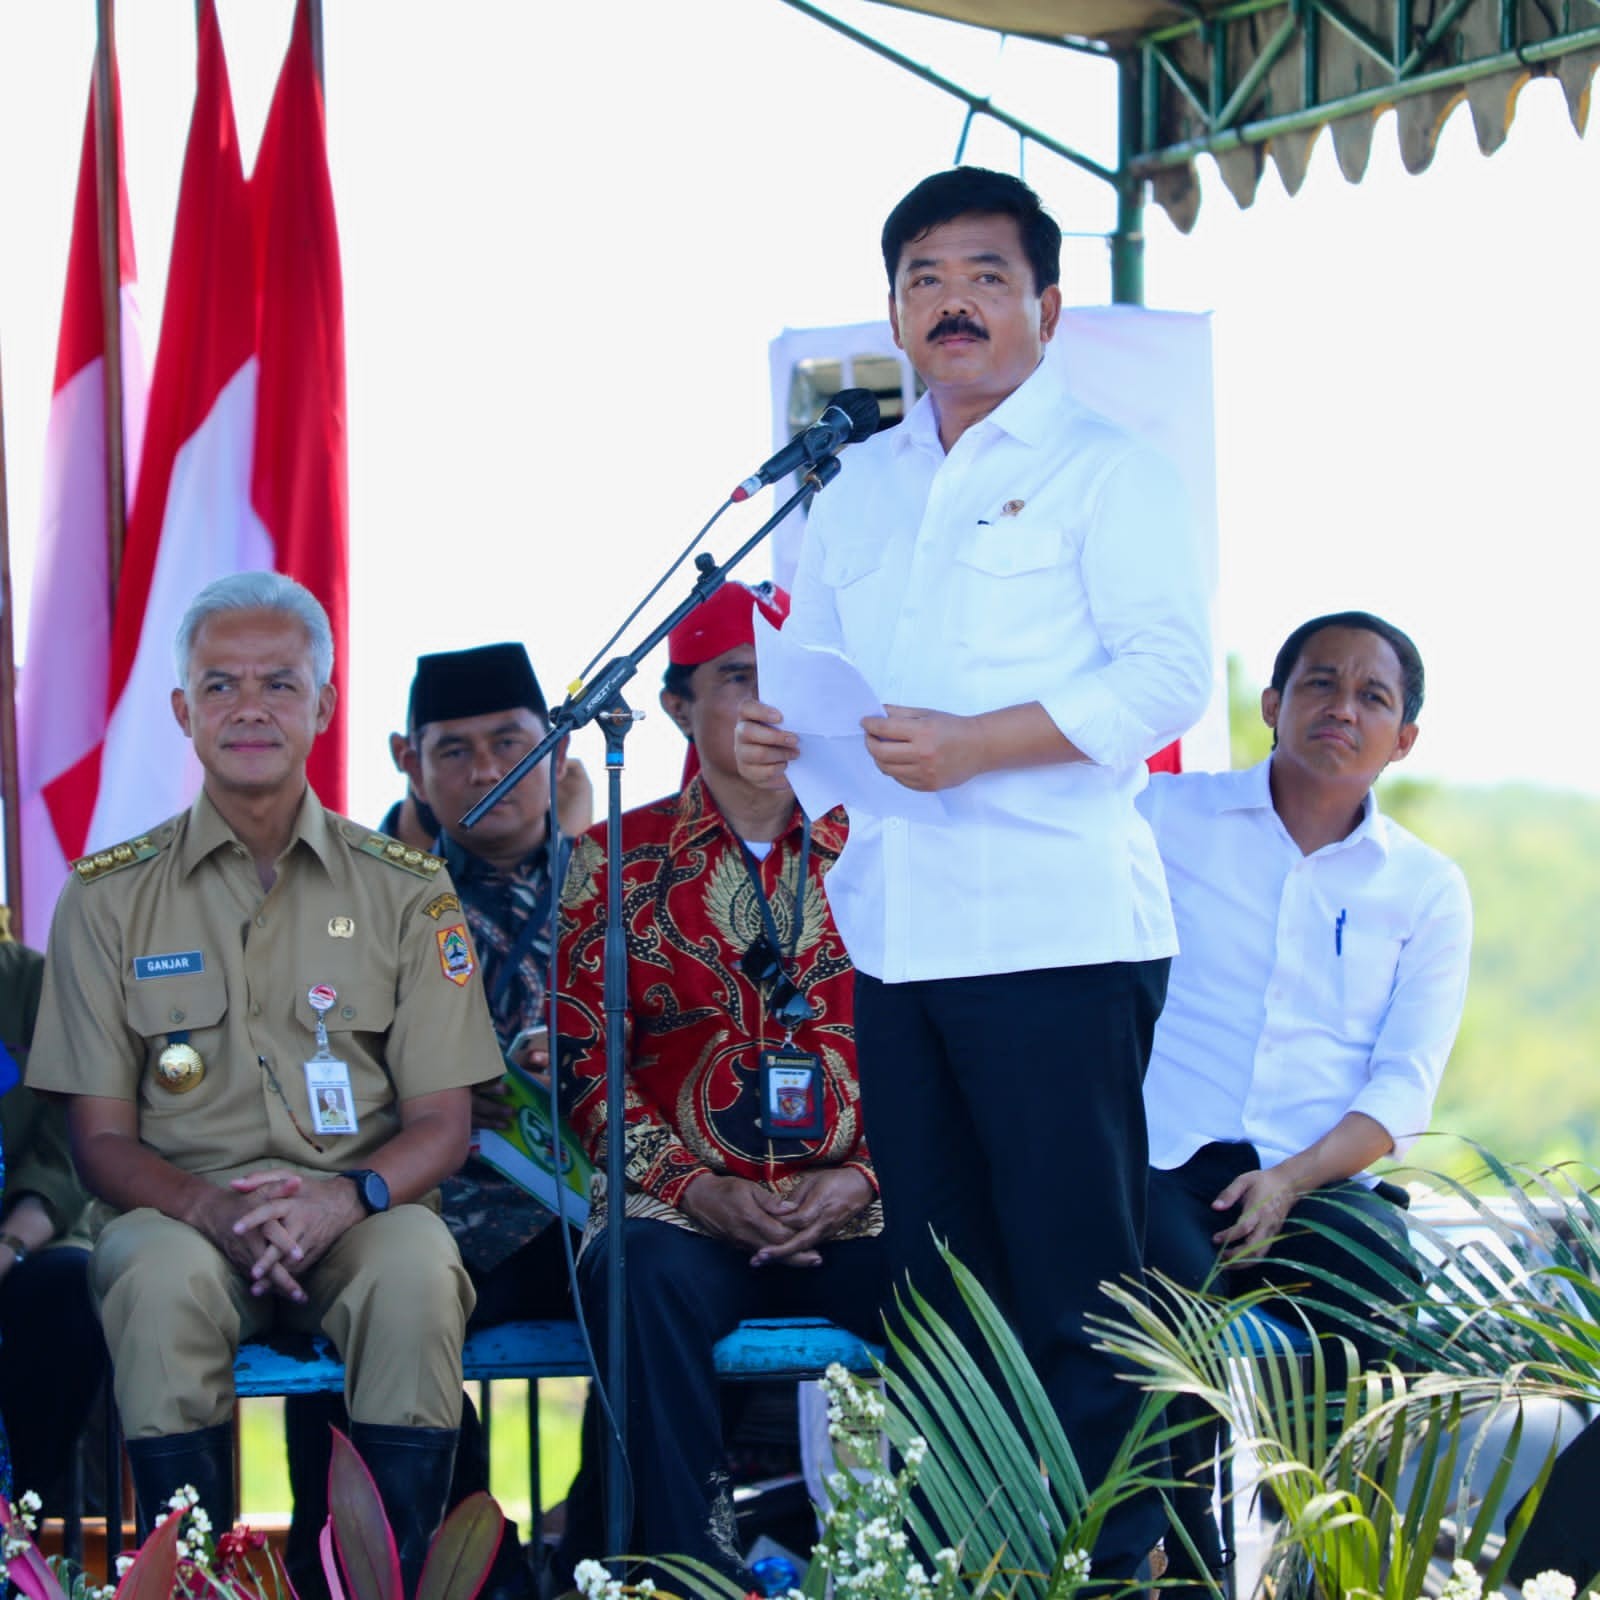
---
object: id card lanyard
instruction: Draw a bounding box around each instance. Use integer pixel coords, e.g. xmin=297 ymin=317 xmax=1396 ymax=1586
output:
xmin=737 ymin=820 xmax=827 ymax=1144
xmin=736 ymin=819 xmax=814 ymax=1041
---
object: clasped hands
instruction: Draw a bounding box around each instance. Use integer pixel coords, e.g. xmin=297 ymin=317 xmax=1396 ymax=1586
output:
xmin=681 ymin=1167 xmax=873 ymax=1268
xmin=203 ymin=1170 xmax=366 ymax=1303
xmin=736 ymin=699 xmax=983 ymax=794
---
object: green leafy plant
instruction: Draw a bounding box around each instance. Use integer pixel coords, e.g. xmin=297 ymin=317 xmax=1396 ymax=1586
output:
xmin=320 ymin=1428 xmax=502 ymax=1600
xmin=581 ymin=1246 xmax=1173 ymax=1600
xmin=1277 ymin=1148 xmax=1600 ymax=1400
xmin=1092 ymin=1265 xmax=1586 ymax=1599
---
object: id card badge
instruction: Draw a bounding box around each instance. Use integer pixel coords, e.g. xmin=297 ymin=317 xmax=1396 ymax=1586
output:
xmin=305 ymin=1054 xmax=358 ymax=1135
xmin=758 ymin=1047 xmax=825 ymax=1139
xmin=304 ymin=983 xmax=358 ymax=1135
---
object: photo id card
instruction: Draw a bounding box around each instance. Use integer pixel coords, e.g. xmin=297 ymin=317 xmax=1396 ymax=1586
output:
xmin=758 ymin=1047 xmax=824 ymax=1139
xmin=305 ymin=1055 xmax=359 ymax=1136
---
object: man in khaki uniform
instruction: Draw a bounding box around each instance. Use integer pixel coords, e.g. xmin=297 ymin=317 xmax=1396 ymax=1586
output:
xmin=27 ymin=572 xmax=500 ymax=1593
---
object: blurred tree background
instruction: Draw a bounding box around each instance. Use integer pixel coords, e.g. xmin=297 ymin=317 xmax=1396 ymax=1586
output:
xmin=1227 ymin=657 xmax=1600 ymax=1180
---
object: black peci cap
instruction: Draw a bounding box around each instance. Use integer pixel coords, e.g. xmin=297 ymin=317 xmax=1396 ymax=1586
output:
xmin=408 ymin=642 xmax=548 ymax=732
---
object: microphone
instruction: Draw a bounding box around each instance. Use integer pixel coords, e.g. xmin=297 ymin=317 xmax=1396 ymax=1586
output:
xmin=731 ymin=388 xmax=879 ymax=503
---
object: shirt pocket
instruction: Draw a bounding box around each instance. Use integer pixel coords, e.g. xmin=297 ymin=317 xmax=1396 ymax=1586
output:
xmin=820 ymin=541 xmax=891 ymax=671
xmin=293 ymin=971 xmax=397 ymax=1110
xmin=1338 ymin=923 xmax=1406 ymax=1037
xmin=948 ymin=519 xmax=1067 ymax=669
xmin=952 ymin=519 xmax=1063 ymax=579
xmin=124 ymin=971 xmax=229 ymax=1103
xmin=292 ymin=978 xmax=396 ymax=1039
xmin=125 ymin=970 xmax=228 ymax=1039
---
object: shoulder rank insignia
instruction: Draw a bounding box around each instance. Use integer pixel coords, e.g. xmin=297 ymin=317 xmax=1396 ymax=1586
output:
xmin=72 ymin=835 xmax=163 ymax=885
xmin=358 ymin=833 xmax=443 ymax=879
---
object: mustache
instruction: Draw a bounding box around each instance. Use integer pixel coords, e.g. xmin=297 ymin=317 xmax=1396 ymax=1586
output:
xmin=928 ymin=315 xmax=988 ymax=343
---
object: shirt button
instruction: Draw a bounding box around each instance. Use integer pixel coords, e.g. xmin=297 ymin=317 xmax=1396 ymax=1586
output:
xmin=340 ymin=1006 xmax=356 ymax=1020
xmin=250 ymin=1003 xmax=262 ymax=1018
xmin=255 ymin=915 xmax=267 ymax=928
xmin=169 ymin=1008 xmax=185 ymax=1024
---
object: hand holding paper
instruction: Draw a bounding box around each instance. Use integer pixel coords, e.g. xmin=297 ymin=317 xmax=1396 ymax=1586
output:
xmin=751 ymin=613 xmax=948 ymax=823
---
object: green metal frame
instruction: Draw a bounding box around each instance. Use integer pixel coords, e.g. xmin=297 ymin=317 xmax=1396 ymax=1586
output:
xmin=780 ymin=0 xmax=1597 ymax=307
xmin=1135 ymin=0 xmax=1600 ymax=169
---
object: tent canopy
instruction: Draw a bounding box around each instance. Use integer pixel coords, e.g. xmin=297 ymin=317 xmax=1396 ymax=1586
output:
xmin=839 ymin=0 xmax=1598 ymax=230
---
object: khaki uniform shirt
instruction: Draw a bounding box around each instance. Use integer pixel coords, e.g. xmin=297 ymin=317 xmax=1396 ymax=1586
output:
xmin=0 ymin=941 xmax=96 ymax=1245
xmin=28 ymin=788 xmax=501 ymax=1184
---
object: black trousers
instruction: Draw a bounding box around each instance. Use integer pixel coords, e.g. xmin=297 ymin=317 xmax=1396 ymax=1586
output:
xmin=1145 ymin=1141 xmax=1417 ymax=1580
xmin=0 ymin=1246 xmax=107 ymax=1512
xmin=853 ymin=959 xmax=1170 ymax=1581
xmin=284 ymin=1225 xmax=576 ymax=1600
xmin=554 ymin=1219 xmax=889 ymax=1587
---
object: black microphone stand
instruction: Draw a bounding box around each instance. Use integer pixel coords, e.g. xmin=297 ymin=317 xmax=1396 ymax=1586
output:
xmin=460 ymin=455 xmax=840 ymax=1566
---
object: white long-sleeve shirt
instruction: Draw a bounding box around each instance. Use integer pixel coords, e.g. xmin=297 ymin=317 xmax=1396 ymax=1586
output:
xmin=785 ymin=357 xmax=1213 ymax=983
xmin=1138 ymin=759 xmax=1473 ymax=1178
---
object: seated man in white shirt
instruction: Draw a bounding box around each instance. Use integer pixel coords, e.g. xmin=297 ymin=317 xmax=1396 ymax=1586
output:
xmin=1137 ymin=610 xmax=1472 ymax=1586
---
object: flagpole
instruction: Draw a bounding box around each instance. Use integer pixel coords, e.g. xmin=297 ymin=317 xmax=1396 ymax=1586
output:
xmin=308 ymin=0 xmax=325 ymax=91
xmin=0 ymin=346 xmax=24 ymax=935
xmin=94 ymin=0 xmax=128 ymax=602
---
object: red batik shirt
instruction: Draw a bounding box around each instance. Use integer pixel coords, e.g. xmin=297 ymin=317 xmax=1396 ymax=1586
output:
xmin=556 ymin=777 xmax=879 ymax=1245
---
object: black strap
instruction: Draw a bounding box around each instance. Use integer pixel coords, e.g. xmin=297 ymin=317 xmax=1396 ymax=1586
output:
xmin=490 ymin=834 xmax=569 ymax=1015
xmin=737 ymin=817 xmax=812 ymax=984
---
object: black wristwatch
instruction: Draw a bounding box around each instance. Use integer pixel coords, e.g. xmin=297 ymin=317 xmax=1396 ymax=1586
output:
xmin=342 ymin=1169 xmax=391 ymax=1215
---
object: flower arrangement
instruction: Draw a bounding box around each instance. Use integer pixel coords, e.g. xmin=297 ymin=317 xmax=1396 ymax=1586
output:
xmin=0 ymin=1483 xmax=282 ymax=1600
xmin=565 ymin=1354 xmax=1099 ymax=1600
xmin=1441 ymin=1559 xmax=1598 ymax=1600
xmin=0 ymin=1429 xmax=503 ymax=1600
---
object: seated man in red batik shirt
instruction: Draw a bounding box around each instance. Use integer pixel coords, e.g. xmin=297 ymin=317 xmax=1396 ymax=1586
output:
xmin=554 ymin=581 xmax=887 ymax=1590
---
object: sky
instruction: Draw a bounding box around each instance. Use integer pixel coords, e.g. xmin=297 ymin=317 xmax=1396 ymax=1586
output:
xmin=0 ymin=0 xmax=1596 ymax=826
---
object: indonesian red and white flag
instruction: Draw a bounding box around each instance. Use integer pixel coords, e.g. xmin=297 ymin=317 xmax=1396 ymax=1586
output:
xmin=251 ymin=0 xmax=349 ymax=807
xmin=88 ymin=0 xmax=349 ymax=860
xmin=17 ymin=59 xmax=149 ymax=947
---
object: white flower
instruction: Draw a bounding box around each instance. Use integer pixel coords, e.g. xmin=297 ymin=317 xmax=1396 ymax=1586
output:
xmin=1061 ymin=1547 xmax=1092 ymax=1580
xmin=1441 ymin=1558 xmax=1484 ymax=1600
xmin=175 ymin=1539 xmax=190 ymax=1560
xmin=1523 ymin=1575 xmax=1579 ymax=1600
xmin=572 ymin=1557 xmax=626 ymax=1599
xmin=115 ymin=1554 xmax=136 ymax=1577
xmin=189 ymin=1506 xmax=212 ymax=1534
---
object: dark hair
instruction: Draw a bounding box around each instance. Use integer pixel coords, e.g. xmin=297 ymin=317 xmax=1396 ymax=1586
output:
xmin=881 ymin=167 xmax=1062 ymax=294
xmin=1271 ymin=611 xmax=1426 ymax=723
xmin=662 ymin=661 xmax=696 ymax=701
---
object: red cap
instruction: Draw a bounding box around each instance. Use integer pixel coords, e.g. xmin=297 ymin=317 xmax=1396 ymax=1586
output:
xmin=667 ymin=580 xmax=790 ymax=667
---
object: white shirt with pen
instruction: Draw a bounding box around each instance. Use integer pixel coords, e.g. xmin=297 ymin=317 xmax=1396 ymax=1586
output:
xmin=1137 ymin=758 xmax=1472 ymax=1181
xmin=785 ymin=357 xmax=1213 ymax=984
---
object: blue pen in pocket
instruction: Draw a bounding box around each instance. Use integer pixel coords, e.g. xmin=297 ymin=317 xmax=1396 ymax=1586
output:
xmin=1335 ymin=908 xmax=1347 ymax=957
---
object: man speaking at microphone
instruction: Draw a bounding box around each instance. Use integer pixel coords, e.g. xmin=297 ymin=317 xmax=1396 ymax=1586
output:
xmin=735 ymin=166 xmax=1212 ymax=1581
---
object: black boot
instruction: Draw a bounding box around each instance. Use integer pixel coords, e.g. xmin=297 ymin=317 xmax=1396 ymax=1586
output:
xmin=348 ymin=1422 xmax=458 ymax=1598
xmin=125 ymin=1421 xmax=236 ymax=1545
xmin=283 ymin=1391 xmax=350 ymax=1600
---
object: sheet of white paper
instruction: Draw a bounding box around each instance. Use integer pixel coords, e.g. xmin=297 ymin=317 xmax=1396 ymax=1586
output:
xmin=753 ymin=613 xmax=948 ymax=824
